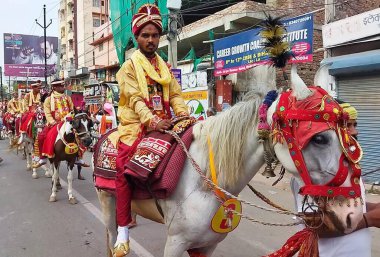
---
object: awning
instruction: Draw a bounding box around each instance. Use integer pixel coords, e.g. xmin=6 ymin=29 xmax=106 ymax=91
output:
xmin=321 ymin=49 xmax=380 ymax=76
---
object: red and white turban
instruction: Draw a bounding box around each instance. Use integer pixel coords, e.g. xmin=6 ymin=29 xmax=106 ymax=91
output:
xmin=132 ymin=4 xmax=162 ymax=36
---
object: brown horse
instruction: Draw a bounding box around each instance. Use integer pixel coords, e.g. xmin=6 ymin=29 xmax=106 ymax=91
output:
xmin=48 ymin=113 xmax=93 ymax=204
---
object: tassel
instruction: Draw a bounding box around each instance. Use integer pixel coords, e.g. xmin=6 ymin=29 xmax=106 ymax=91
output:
xmin=100 ymin=114 xmax=107 ymax=135
xmin=264 ymin=228 xmax=319 ymax=257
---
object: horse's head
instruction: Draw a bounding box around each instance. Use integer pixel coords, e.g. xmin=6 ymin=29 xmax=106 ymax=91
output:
xmin=266 ymin=65 xmax=363 ymax=234
xmin=69 ymin=112 xmax=93 ymax=147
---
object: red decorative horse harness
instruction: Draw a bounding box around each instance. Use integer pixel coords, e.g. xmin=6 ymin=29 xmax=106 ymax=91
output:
xmin=272 ymin=86 xmax=362 ymax=199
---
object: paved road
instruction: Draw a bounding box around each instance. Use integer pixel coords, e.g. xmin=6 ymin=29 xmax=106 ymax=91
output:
xmin=0 ymin=139 xmax=379 ymax=257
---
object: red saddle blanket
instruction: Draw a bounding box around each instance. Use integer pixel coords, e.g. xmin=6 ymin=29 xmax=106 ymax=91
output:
xmin=93 ymin=126 xmax=193 ymax=199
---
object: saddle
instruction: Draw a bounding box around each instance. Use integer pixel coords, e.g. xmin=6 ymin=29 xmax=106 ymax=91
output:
xmin=93 ymin=118 xmax=195 ymax=199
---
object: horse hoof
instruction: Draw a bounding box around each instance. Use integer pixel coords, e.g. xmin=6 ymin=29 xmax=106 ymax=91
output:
xmin=49 ymin=196 xmax=57 ymax=202
xmin=69 ymin=198 xmax=77 ymax=205
xmin=45 ymin=173 xmax=52 ymax=178
xmin=32 ymin=173 xmax=39 ymax=179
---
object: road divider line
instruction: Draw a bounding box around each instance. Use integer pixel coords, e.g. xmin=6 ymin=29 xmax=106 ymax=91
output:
xmin=59 ymin=178 xmax=155 ymax=257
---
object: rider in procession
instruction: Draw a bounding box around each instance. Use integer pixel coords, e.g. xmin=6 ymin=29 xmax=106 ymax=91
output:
xmin=33 ymin=79 xmax=89 ymax=168
xmin=7 ymin=92 xmax=23 ymax=138
xmin=111 ymin=4 xmax=189 ymax=256
xmin=18 ymin=81 xmax=42 ymax=142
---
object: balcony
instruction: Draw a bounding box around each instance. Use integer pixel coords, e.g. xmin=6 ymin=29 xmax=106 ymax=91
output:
xmin=67 ymin=10 xmax=73 ymax=21
xmin=60 ymin=1 xmax=66 ymax=12
xmin=67 ymin=50 xmax=74 ymax=60
xmin=67 ymin=30 xmax=74 ymax=41
xmin=61 ymin=47 xmax=66 ymax=55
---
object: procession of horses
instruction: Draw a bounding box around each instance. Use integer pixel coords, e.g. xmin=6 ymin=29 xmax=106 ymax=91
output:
xmin=0 ymin=14 xmax=371 ymax=257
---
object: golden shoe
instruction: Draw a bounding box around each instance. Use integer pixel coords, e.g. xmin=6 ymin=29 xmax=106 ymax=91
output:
xmin=113 ymin=241 xmax=130 ymax=257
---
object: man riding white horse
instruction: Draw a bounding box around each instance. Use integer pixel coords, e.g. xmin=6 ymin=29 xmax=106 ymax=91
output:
xmin=110 ymin=4 xmax=189 ymax=256
xmin=5 ymin=91 xmax=23 ymax=145
xmin=33 ymin=79 xmax=89 ymax=168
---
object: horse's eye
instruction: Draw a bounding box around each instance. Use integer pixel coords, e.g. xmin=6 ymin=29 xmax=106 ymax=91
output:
xmin=311 ymin=134 xmax=329 ymax=145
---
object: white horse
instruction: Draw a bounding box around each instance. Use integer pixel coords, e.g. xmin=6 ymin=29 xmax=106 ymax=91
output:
xmin=48 ymin=113 xmax=93 ymax=204
xmin=20 ymin=106 xmax=53 ymax=178
xmin=95 ymin=66 xmax=364 ymax=257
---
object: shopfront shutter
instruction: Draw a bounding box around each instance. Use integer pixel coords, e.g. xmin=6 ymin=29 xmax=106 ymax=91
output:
xmin=337 ymin=75 xmax=380 ymax=182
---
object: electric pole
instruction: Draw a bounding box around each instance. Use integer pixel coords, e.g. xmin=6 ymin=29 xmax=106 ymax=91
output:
xmin=0 ymin=66 xmax=3 ymax=102
xmin=324 ymin=0 xmax=335 ymax=58
xmin=36 ymin=4 xmax=52 ymax=89
xmin=167 ymin=0 xmax=182 ymax=68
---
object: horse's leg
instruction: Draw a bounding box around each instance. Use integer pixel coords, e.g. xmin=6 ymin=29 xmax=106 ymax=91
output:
xmin=49 ymin=162 xmax=59 ymax=202
xmin=26 ymin=143 xmax=33 ymax=172
xmin=67 ymin=162 xmax=77 ymax=204
xmin=22 ymin=144 xmax=26 ymax=160
xmin=96 ymin=189 xmax=117 ymax=252
xmin=164 ymin=235 xmax=190 ymax=257
xmin=43 ymin=164 xmax=53 ymax=178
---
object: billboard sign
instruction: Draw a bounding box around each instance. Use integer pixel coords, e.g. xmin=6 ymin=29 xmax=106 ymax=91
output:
xmin=3 ymin=33 xmax=59 ymax=77
xmin=214 ymin=13 xmax=314 ymax=76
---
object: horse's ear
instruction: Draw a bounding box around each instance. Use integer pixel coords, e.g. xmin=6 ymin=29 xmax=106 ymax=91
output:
xmin=290 ymin=64 xmax=313 ymax=100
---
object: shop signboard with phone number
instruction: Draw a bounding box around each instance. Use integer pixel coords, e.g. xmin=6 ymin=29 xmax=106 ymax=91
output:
xmin=213 ymin=13 xmax=314 ymax=76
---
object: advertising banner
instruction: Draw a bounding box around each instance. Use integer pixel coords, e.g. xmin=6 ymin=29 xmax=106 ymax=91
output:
xmin=3 ymin=33 xmax=59 ymax=77
xmin=214 ymin=13 xmax=314 ymax=76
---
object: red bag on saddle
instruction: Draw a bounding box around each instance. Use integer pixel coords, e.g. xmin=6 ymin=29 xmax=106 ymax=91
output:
xmin=125 ymin=117 xmax=196 ymax=182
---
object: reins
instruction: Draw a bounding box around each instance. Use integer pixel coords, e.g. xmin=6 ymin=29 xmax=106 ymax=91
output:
xmin=164 ymin=130 xmax=304 ymax=227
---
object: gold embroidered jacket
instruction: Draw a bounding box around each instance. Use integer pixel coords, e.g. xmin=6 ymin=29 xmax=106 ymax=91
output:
xmin=114 ymin=59 xmax=188 ymax=146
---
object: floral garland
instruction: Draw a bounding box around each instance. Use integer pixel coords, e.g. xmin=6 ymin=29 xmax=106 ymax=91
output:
xmin=258 ymin=90 xmax=278 ymax=139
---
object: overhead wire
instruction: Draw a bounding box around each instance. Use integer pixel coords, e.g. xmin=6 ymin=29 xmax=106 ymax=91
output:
xmin=73 ymin=0 xmax=352 ymax=69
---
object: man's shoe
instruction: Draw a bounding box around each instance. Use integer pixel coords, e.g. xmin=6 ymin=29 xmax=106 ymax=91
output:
xmin=17 ymin=133 xmax=24 ymax=145
xmin=113 ymin=241 xmax=130 ymax=257
xmin=75 ymin=159 xmax=90 ymax=167
xmin=33 ymin=158 xmax=47 ymax=169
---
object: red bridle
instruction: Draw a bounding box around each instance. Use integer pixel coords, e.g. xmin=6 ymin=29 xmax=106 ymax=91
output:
xmin=272 ymin=87 xmax=362 ymax=199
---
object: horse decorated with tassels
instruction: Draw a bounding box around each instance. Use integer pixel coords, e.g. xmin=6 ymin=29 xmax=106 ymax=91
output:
xmin=92 ymin=16 xmax=365 ymax=257
xmin=47 ymin=112 xmax=93 ymax=204
xmin=19 ymin=105 xmax=53 ymax=179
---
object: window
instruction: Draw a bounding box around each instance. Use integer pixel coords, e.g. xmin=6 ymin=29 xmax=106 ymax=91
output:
xmin=93 ymin=18 xmax=100 ymax=27
xmin=101 ymin=0 xmax=105 ymax=6
xmin=93 ymin=0 xmax=100 ymax=7
xmin=99 ymin=43 xmax=104 ymax=52
xmin=101 ymin=19 xmax=105 ymax=25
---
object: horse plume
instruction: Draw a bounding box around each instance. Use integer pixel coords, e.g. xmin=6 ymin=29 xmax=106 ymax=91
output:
xmin=260 ymin=14 xmax=312 ymax=100
xmin=260 ymin=14 xmax=291 ymax=69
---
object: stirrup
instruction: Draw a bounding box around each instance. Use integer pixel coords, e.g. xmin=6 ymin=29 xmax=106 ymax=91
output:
xmin=33 ymin=159 xmax=46 ymax=169
xmin=113 ymin=241 xmax=130 ymax=257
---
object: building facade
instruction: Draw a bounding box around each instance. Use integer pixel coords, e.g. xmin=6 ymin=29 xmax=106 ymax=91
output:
xmin=59 ymin=0 xmax=110 ymax=89
xmin=89 ymin=12 xmax=119 ymax=83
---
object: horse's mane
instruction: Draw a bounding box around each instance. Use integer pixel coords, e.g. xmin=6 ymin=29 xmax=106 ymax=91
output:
xmin=193 ymin=90 xmax=263 ymax=189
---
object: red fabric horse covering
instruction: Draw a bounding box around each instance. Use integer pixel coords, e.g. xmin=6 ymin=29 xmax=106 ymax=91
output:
xmin=20 ymin=112 xmax=34 ymax=137
xmin=127 ymin=126 xmax=193 ymax=199
xmin=93 ymin=127 xmax=193 ymax=199
xmin=41 ymin=123 xmax=62 ymax=158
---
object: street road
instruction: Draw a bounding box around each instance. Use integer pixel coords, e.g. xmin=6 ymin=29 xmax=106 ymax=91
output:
xmin=0 ymin=139 xmax=379 ymax=257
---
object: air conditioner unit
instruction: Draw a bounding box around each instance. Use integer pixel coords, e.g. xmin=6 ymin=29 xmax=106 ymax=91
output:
xmin=167 ymin=0 xmax=182 ymax=10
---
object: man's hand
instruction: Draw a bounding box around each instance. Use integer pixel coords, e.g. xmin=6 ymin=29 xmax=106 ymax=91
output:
xmin=156 ymin=119 xmax=172 ymax=132
xmin=20 ymin=46 xmax=34 ymax=58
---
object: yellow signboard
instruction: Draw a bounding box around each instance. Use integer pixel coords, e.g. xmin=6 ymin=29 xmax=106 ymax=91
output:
xmin=182 ymin=90 xmax=208 ymax=101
